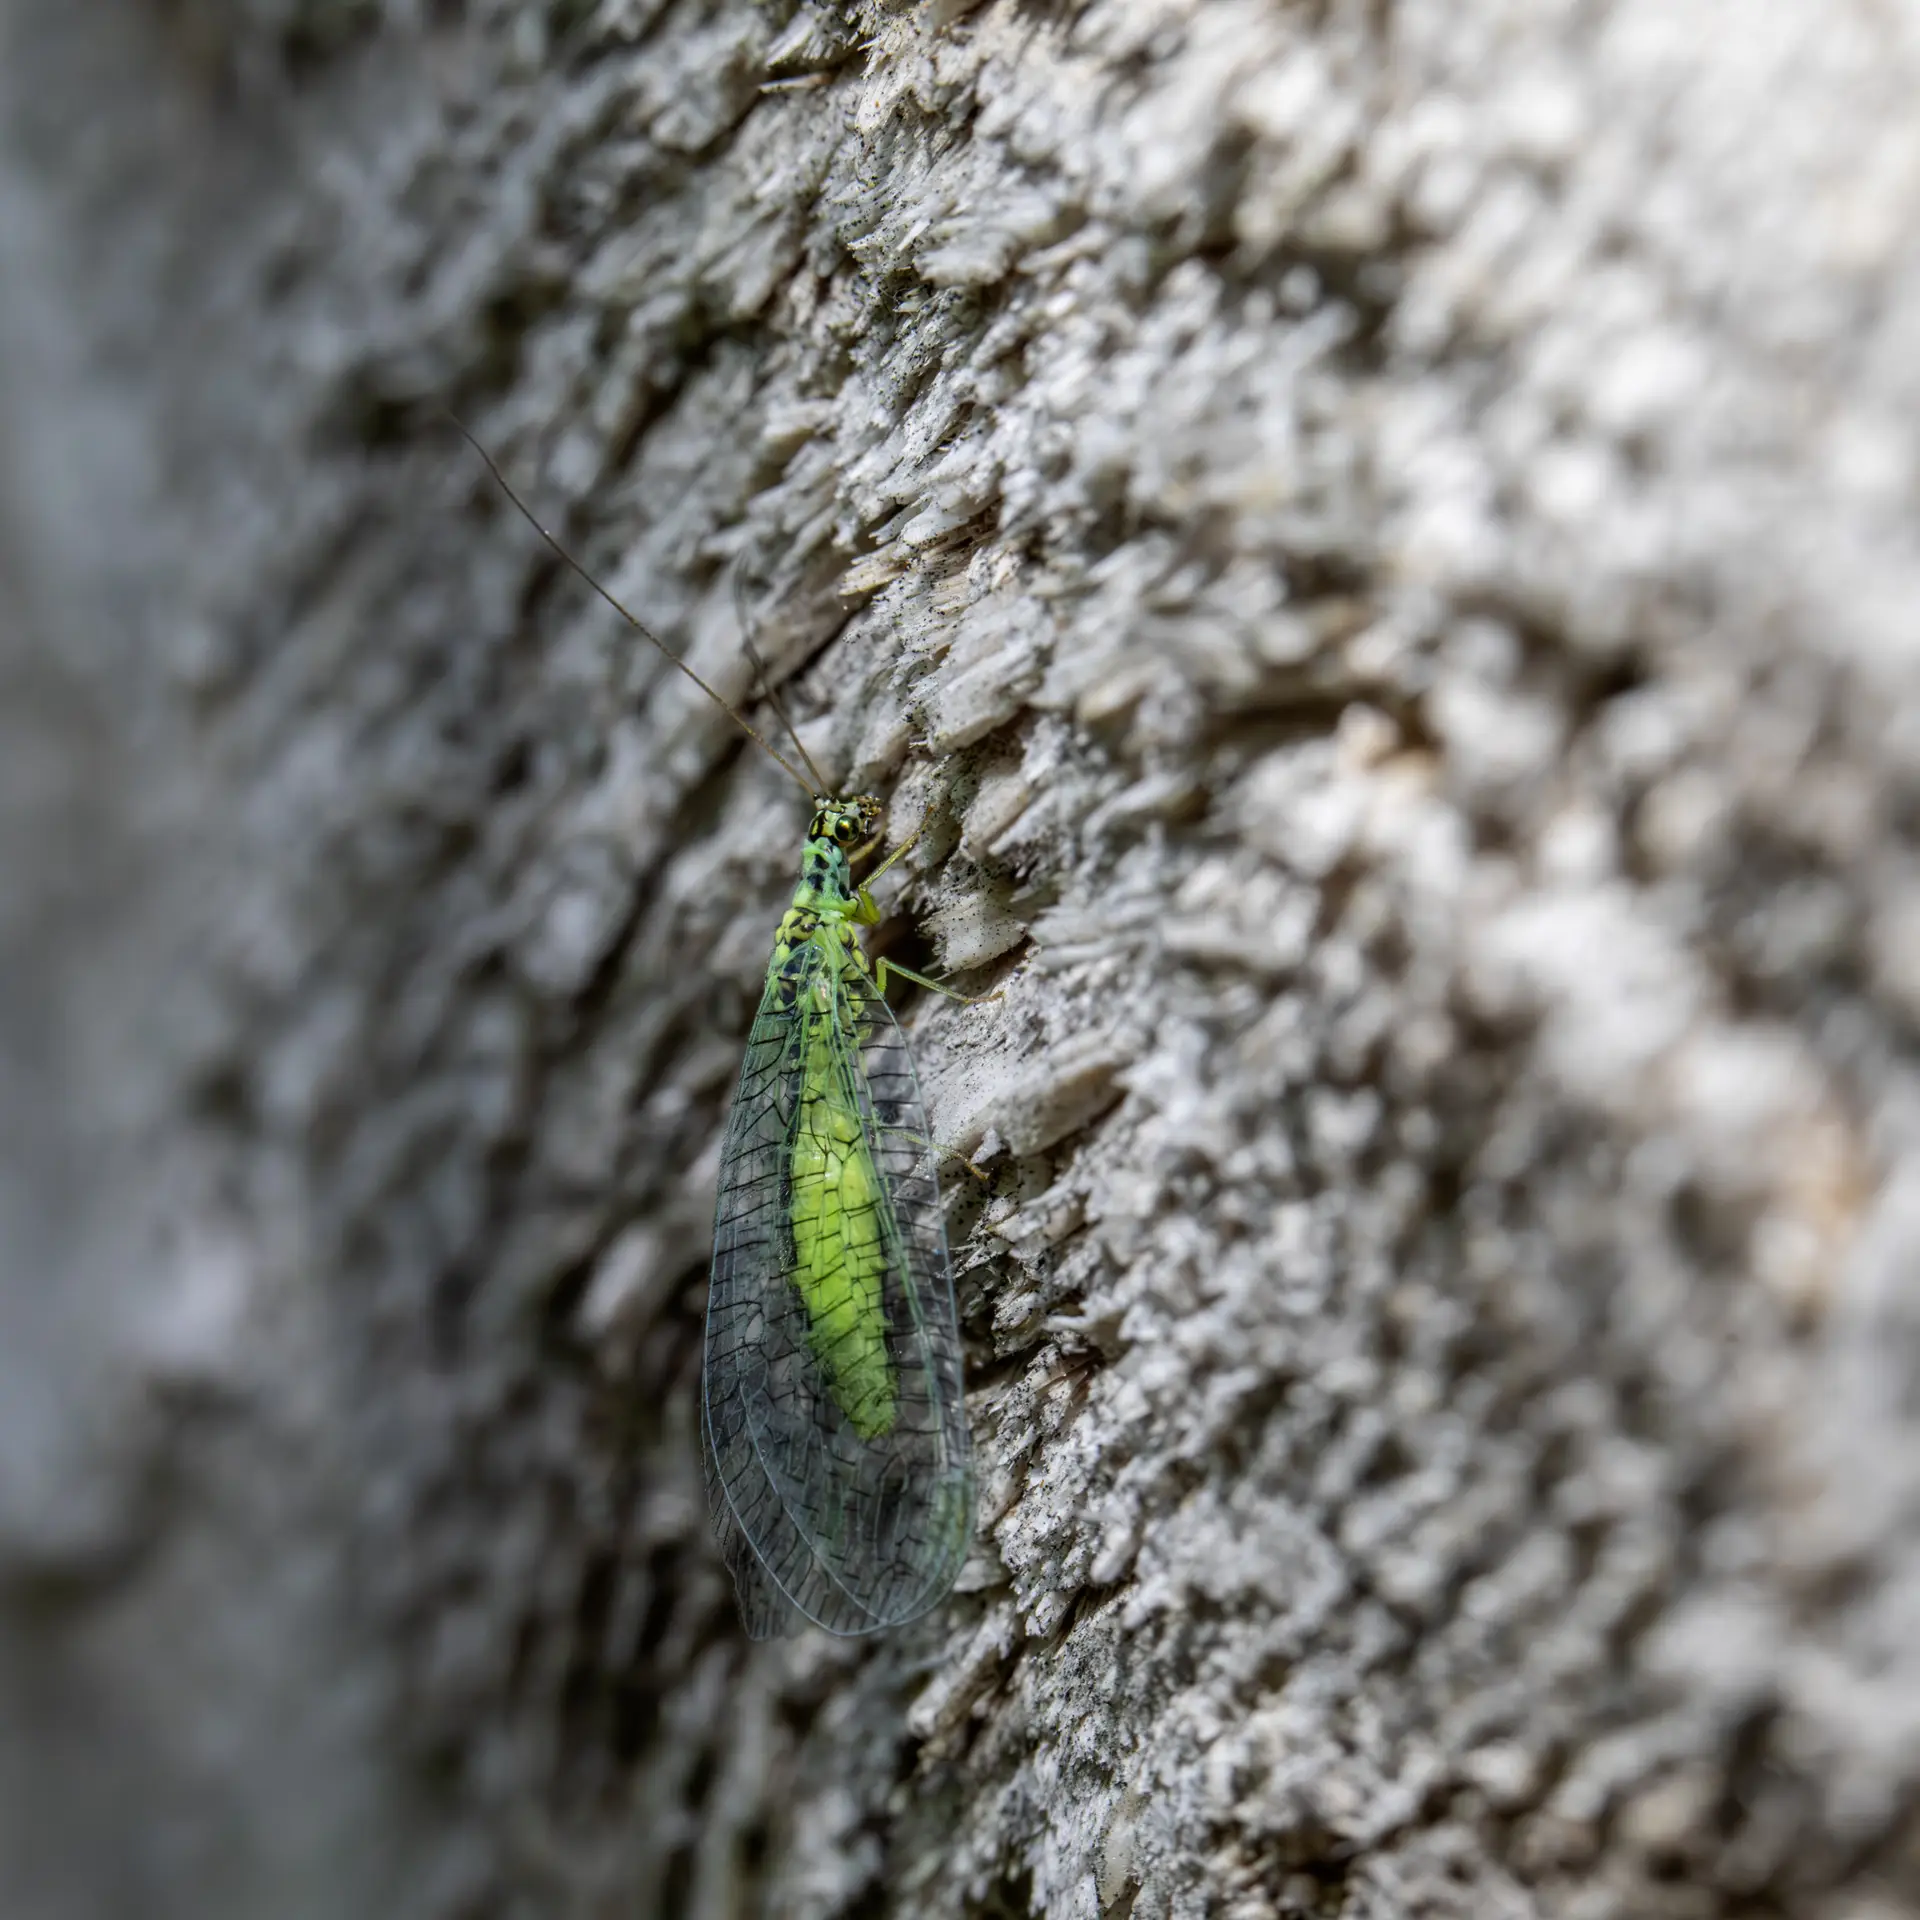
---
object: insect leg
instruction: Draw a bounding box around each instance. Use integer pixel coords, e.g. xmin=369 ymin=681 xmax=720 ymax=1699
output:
xmin=874 ymin=955 xmax=1005 ymax=1007
xmin=861 ymin=826 xmax=924 ymax=886
xmin=875 ymin=1124 xmax=993 ymax=1186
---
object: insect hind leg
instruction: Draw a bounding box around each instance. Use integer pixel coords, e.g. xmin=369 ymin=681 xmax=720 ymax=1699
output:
xmin=875 ymin=1122 xmax=993 ymax=1187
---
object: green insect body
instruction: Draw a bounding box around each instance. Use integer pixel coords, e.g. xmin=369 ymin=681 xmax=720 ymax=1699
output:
xmin=702 ymin=796 xmax=976 ymax=1638
xmin=789 ymin=1004 xmax=896 ymax=1441
xmin=777 ymin=818 xmax=899 ymax=1443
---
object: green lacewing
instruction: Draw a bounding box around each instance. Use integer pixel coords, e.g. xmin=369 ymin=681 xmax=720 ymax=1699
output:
xmin=458 ymin=426 xmax=980 ymax=1636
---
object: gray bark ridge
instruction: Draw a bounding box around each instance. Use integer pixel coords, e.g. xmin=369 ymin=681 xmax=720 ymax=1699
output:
xmin=2 ymin=1 xmax=1918 ymax=1917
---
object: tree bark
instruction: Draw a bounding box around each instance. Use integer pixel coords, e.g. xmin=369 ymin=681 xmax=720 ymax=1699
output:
xmin=4 ymin=1 xmax=1920 ymax=1916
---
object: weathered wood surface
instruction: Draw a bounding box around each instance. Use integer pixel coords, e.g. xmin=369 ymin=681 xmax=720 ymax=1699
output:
xmin=3 ymin=1 xmax=1920 ymax=1915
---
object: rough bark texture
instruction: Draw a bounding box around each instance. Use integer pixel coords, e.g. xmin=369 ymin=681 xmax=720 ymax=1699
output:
xmin=5 ymin=1 xmax=1920 ymax=1916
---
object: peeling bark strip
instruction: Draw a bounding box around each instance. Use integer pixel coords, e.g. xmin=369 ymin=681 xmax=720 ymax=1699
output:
xmin=3 ymin=0 xmax=1920 ymax=1917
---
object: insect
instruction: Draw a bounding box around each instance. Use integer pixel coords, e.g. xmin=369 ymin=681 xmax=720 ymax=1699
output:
xmin=455 ymin=424 xmax=984 ymax=1637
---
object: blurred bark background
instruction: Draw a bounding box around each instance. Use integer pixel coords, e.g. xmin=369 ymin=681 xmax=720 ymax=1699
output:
xmin=4 ymin=1 xmax=1920 ymax=1916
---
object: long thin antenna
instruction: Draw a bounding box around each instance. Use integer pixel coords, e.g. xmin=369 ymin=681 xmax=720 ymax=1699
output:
xmin=729 ymin=560 xmax=831 ymax=795
xmin=446 ymin=414 xmax=818 ymax=799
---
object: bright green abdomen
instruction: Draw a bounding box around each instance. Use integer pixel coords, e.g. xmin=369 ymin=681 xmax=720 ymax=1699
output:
xmin=789 ymin=1027 xmax=896 ymax=1439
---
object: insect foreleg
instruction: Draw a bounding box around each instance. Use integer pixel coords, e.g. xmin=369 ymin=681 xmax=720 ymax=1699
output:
xmin=861 ymin=825 xmax=923 ymax=887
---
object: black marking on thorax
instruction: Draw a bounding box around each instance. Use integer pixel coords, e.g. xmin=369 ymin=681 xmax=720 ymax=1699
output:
xmin=793 ymin=833 xmax=857 ymax=913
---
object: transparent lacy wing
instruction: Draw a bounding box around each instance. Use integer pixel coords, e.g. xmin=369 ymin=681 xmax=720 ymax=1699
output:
xmin=702 ymin=939 xmax=972 ymax=1637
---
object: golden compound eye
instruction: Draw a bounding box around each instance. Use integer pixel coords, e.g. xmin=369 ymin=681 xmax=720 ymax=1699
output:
xmin=835 ymin=818 xmax=856 ymax=843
